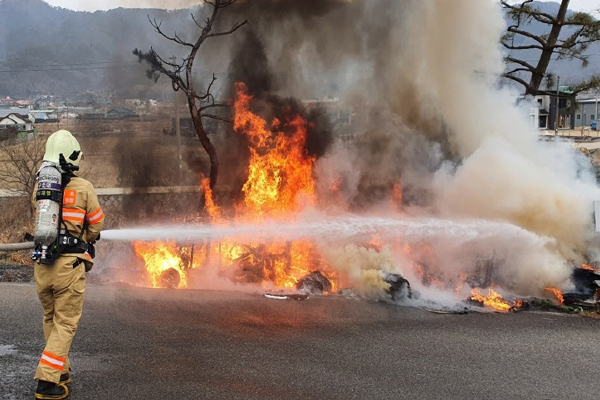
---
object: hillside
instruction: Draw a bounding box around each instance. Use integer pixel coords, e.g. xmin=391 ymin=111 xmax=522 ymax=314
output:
xmin=0 ymin=0 xmax=598 ymax=97
xmin=0 ymin=0 xmax=199 ymax=98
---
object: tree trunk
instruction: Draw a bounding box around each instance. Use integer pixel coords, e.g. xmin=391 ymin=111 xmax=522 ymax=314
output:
xmin=527 ymin=0 xmax=570 ymax=94
xmin=188 ymin=98 xmax=219 ymax=189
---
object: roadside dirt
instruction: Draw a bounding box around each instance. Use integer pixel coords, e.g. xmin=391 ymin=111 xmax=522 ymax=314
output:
xmin=0 ymin=264 xmax=33 ymax=283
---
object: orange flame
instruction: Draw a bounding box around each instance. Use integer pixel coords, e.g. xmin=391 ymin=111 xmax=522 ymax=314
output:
xmin=233 ymin=82 xmax=315 ymax=219
xmin=454 ymin=273 xmax=468 ymax=295
xmin=392 ymin=179 xmax=403 ymax=211
xmin=132 ymin=241 xmax=206 ymax=289
xmin=367 ymin=234 xmax=384 ymax=252
xmin=202 ymin=177 xmax=222 ymax=222
xmin=133 ymin=82 xmax=337 ymax=291
xmin=580 ymin=263 xmax=600 ymax=272
xmin=544 ymin=286 xmax=564 ymax=304
xmin=513 ymin=299 xmax=525 ymax=309
xmin=470 ymin=288 xmax=513 ymax=312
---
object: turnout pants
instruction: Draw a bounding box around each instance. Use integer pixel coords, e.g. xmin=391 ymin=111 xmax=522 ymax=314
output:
xmin=34 ymin=255 xmax=86 ymax=383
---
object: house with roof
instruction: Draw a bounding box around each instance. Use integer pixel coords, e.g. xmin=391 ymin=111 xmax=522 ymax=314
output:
xmin=31 ymin=109 xmax=59 ymax=123
xmin=526 ymin=88 xmax=576 ymax=130
xmin=574 ymin=96 xmax=599 ymax=128
xmin=0 ymin=108 xmax=35 ymax=122
xmin=35 ymin=96 xmax=55 ymax=109
xmin=0 ymin=97 xmax=13 ymax=109
xmin=0 ymin=113 xmax=34 ymax=135
xmin=13 ymin=100 xmax=32 ymax=109
xmin=106 ymin=107 xmax=139 ymax=120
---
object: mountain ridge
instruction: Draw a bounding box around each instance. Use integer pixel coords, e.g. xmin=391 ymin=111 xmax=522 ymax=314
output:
xmin=0 ymin=0 xmax=597 ymax=98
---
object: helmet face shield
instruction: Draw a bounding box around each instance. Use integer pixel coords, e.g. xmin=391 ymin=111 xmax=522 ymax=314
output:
xmin=43 ymin=130 xmax=82 ymax=166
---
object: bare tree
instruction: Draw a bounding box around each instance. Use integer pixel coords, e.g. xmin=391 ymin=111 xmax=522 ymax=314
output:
xmin=0 ymin=135 xmax=44 ymax=214
xmin=501 ymin=0 xmax=600 ymax=95
xmin=133 ymin=0 xmax=248 ymax=189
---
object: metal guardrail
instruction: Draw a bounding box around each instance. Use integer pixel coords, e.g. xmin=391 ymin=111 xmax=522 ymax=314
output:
xmin=95 ymin=186 xmax=201 ymax=196
xmin=0 ymin=189 xmax=26 ymax=198
xmin=0 ymin=186 xmax=203 ymax=199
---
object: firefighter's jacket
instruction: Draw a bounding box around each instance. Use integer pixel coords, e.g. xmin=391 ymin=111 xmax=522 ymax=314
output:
xmin=33 ymin=176 xmax=105 ymax=266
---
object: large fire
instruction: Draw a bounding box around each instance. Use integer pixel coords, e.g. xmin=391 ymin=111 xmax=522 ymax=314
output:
xmin=129 ymin=84 xmax=560 ymax=308
xmin=233 ymin=82 xmax=316 ymax=219
xmin=133 ymin=82 xmax=335 ymax=291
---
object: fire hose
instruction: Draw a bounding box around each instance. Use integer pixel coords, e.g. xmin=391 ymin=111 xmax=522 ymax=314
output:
xmin=0 ymin=242 xmax=35 ymax=252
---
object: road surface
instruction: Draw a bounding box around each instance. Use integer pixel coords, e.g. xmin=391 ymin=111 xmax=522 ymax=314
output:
xmin=1 ymin=283 xmax=599 ymax=400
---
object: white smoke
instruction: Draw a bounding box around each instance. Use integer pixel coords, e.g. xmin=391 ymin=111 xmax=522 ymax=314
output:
xmin=402 ymin=1 xmax=599 ymax=291
xmin=309 ymin=0 xmax=600 ymax=296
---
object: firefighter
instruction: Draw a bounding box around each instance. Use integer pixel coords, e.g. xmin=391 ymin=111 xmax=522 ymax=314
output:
xmin=32 ymin=130 xmax=104 ymax=400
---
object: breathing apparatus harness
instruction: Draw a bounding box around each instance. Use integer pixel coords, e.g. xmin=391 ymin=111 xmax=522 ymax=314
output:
xmin=32 ymin=153 xmax=95 ymax=265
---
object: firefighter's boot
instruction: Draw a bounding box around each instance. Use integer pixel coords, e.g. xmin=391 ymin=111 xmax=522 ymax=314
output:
xmin=59 ymin=373 xmax=71 ymax=385
xmin=34 ymin=380 xmax=69 ymax=400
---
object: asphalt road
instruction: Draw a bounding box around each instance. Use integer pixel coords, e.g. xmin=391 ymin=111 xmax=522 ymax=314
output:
xmin=1 ymin=283 xmax=600 ymax=400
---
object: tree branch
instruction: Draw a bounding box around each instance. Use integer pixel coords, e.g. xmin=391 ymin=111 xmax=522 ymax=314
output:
xmin=201 ymin=114 xmax=232 ymax=124
xmin=199 ymin=103 xmax=230 ymax=113
xmin=505 ymin=56 xmax=536 ymax=72
xmin=207 ymin=20 xmax=249 ymax=38
xmin=500 ymin=0 xmax=557 ymax=24
xmin=149 ymin=16 xmax=195 ymax=47
xmin=501 ymin=73 xmax=533 ymax=92
xmin=505 ymin=67 xmax=532 ymax=76
xmin=195 ymin=74 xmax=218 ymax=102
xmin=501 ymin=42 xmax=544 ymax=51
xmin=506 ymin=26 xmax=547 ymax=46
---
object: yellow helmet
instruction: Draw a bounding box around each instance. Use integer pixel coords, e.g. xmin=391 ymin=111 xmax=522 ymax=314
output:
xmin=43 ymin=130 xmax=83 ymax=166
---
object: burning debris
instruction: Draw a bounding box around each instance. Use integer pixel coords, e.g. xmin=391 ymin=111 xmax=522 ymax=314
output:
xmin=382 ymin=272 xmax=412 ymax=302
xmin=462 ymin=264 xmax=600 ymax=314
xmin=297 ymin=271 xmax=333 ymax=294
xmin=159 ymin=268 xmax=181 ymax=289
xmin=132 ymin=241 xmax=205 ymax=289
xmin=561 ymin=265 xmax=600 ymax=309
xmin=468 ymin=289 xmax=524 ymax=313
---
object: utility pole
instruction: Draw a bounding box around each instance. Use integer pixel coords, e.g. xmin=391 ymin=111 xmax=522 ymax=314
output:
xmin=175 ymin=91 xmax=182 ymax=174
xmin=595 ymin=89 xmax=598 ymax=133
xmin=171 ymin=57 xmax=183 ymax=181
xmin=554 ymin=76 xmax=560 ymax=138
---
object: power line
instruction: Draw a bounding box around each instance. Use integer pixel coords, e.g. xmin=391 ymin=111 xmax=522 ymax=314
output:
xmin=0 ymin=61 xmax=231 ymax=76
xmin=2 ymin=61 xmax=114 ymax=68
xmin=0 ymin=62 xmax=140 ymax=73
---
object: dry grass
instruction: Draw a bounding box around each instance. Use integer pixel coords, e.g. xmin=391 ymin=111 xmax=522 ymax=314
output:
xmin=0 ymin=137 xmax=45 ymax=192
xmin=579 ymin=310 xmax=600 ymax=319
xmin=0 ymin=117 xmax=237 ymax=241
xmin=0 ymin=119 xmax=213 ymax=265
xmin=0 ymin=198 xmax=34 ymax=265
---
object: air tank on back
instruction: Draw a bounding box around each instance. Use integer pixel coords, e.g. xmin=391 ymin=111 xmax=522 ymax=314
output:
xmin=34 ymin=162 xmax=62 ymax=251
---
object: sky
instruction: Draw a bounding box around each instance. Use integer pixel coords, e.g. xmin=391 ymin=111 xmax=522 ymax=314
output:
xmin=40 ymin=0 xmax=600 ymax=14
xmin=509 ymin=0 xmax=599 ymax=15
xmin=43 ymin=0 xmax=203 ymax=11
